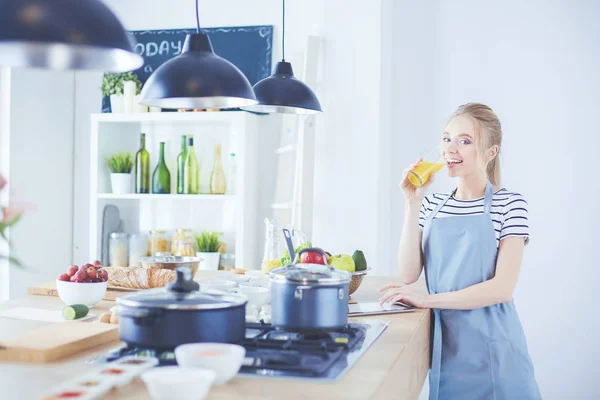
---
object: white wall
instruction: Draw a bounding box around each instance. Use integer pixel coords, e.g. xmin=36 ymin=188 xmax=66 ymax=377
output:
xmin=3 ymin=69 xmax=76 ymax=298
xmin=391 ymin=1 xmax=600 ymax=399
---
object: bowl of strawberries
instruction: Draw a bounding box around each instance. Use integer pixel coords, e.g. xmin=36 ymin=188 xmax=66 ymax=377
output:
xmin=56 ymin=260 xmax=109 ymax=307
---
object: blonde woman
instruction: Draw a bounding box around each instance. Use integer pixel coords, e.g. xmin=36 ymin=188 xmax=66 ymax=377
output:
xmin=380 ymin=103 xmax=541 ymax=399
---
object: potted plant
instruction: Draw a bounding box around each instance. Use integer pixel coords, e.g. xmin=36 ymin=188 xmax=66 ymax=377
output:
xmin=195 ymin=231 xmax=223 ymax=271
xmin=101 ymin=72 xmax=142 ymax=113
xmin=106 ymin=152 xmax=134 ymax=194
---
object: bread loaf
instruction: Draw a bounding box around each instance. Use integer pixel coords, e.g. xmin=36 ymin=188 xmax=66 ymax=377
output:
xmin=104 ymin=266 xmax=176 ymax=289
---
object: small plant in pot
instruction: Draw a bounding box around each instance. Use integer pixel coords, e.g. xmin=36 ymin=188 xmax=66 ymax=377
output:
xmin=106 ymin=152 xmax=134 ymax=194
xmin=195 ymin=231 xmax=223 ymax=271
xmin=101 ymin=72 xmax=142 ymax=113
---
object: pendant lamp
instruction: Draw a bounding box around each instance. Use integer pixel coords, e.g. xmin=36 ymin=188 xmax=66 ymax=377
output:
xmin=240 ymin=0 xmax=322 ymax=114
xmin=0 ymin=0 xmax=143 ymax=72
xmin=138 ymin=0 xmax=257 ymax=110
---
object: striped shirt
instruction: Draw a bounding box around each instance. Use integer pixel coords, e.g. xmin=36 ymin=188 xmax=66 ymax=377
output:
xmin=418 ymin=188 xmax=529 ymax=246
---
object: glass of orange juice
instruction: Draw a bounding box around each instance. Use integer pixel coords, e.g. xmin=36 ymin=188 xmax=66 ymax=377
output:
xmin=408 ymin=148 xmax=445 ymax=188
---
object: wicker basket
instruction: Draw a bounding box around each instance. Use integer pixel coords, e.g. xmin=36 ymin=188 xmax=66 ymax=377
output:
xmin=348 ymin=267 xmax=371 ymax=295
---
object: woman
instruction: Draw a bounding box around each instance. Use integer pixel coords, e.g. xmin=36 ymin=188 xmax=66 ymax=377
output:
xmin=379 ymin=103 xmax=541 ymax=400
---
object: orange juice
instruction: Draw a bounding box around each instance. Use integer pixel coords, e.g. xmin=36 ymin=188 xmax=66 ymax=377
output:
xmin=408 ymin=161 xmax=445 ymax=187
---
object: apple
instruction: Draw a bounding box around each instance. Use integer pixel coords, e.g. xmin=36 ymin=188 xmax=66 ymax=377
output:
xmin=74 ymin=270 xmax=88 ymax=282
xmin=58 ymin=273 xmax=71 ymax=282
xmin=66 ymin=265 xmax=79 ymax=277
xmin=329 ymin=254 xmax=356 ymax=272
xmin=300 ymin=249 xmax=326 ymax=265
xmin=97 ymin=268 xmax=109 ymax=282
xmin=70 ymin=275 xmax=78 ymax=282
xmin=85 ymin=266 xmax=98 ymax=279
xmin=93 ymin=260 xmax=102 ymax=268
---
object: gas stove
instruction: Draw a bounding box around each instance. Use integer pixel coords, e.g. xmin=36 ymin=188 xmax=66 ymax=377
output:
xmin=90 ymin=319 xmax=388 ymax=382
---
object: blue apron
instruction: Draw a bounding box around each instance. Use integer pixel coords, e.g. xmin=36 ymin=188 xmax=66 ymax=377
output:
xmin=422 ymin=182 xmax=541 ymax=400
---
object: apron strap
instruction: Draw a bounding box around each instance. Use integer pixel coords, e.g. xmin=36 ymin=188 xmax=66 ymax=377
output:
xmin=483 ymin=182 xmax=494 ymax=215
xmin=427 ymin=192 xmax=453 ymax=221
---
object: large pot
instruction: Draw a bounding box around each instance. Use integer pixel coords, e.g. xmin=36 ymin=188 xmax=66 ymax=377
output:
xmin=269 ymin=248 xmax=351 ymax=331
xmin=116 ymin=267 xmax=247 ymax=350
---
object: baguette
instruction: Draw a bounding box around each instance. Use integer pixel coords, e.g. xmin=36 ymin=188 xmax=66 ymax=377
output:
xmin=104 ymin=266 xmax=176 ymax=289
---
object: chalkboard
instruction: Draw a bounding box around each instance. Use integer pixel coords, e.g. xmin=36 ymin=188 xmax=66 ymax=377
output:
xmin=102 ymin=25 xmax=273 ymax=112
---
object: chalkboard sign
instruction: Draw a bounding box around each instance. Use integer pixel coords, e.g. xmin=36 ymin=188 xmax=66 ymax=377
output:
xmin=102 ymin=25 xmax=273 ymax=112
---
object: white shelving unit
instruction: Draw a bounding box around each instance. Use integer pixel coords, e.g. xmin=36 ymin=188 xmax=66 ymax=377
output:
xmin=89 ymin=111 xmax=262 ymax=269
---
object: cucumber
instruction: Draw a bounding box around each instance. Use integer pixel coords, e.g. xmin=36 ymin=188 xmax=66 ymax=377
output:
xmin=62 ymin=304 xmax=89 ymax=320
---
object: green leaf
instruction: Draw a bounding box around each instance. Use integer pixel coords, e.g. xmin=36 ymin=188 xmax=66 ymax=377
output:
xmin=195 ymin=232 xmax=223 ymax=253
xmin=106 ymin=152 xmax=134 ymax=173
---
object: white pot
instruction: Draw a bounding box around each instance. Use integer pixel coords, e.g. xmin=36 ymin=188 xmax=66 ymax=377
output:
xmin=123 ymin=81 xmax=136 ymax=113
xmin=196 ymin=252 xmax=221 ymax=271
xmin=110 ymin=94 xmax=125 ymax=113
xmin=110 ymin=173 xmax=133 ymax=194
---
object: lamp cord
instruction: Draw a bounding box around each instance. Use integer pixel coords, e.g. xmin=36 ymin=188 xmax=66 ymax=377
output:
xmin=282 ymin=0 xmax=285 ymax=61
xmin=196 ymin=0 xmax=201 ymax=32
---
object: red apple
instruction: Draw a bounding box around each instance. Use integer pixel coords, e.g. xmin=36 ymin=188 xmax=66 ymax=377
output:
xmin=93 ymin=260 xmax=102 ymax=268
xmin=74 ymin=270 xmax=87 ymax=282
xmin=91 ymin=278 xmax=100 ymax=283
xmin=70 ymin=275 xmax=78 ymax=282
xmin=66 ymin=265 xmax=78 ymax=277
xmin=98 ymin=268 xmax=109 ymax=282
xmin=58 ymin=273 xmax=70 ymax=282
xmin=300 ymin=249 xmax=326 ymax=265
xmin=85 ymin=266 xmax=97 ymax=279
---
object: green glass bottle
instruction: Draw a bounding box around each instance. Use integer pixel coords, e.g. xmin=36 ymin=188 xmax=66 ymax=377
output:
xmin=176 ymin=135 xmax=187 ymax=194
xmin=135 ymin=133 xmax=150 ymax=194
xmin=183 ymin=137 xmax=199 ymax=194
xmin=152 ymin=142 xmax=171 ymax=194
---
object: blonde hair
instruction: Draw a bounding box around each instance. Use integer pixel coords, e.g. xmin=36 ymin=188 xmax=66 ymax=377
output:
xmin=448 ymin=103 xmax=502 ymax=188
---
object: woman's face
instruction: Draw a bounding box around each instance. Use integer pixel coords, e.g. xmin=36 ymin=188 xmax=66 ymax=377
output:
xmin=442 ymin=115 xmax=484 ymax=180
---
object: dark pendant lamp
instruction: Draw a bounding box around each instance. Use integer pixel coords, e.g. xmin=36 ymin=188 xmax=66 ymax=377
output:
xmin=138 ymin=0 xmax=257 ymax=110
xmin=0 ymin=0 xmax=143 ymax=72
xmin=240 ymin=0 xmax=322 ymax=114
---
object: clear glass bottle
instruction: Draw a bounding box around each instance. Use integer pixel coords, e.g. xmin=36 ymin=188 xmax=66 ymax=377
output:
xmin=148 ymin=230 xmax=170 ymax=256
xmin=176 ymin=135 xmax=187 ymax=194
xmin=171 ymin=228 xmax=198 ymax=257
xmin=184 ymin=137 xmax=199 ymax=194
xmin=227 ymin=153 xmax=236 ymax=195
xmin=210 ymin=144 xmax=226 ymax=194
xmin=109 ymin=233 xmax=129 ymax=267
xmin=129 ymin=233 xmax=148 ymax=266
xmin=262 ymin=218 xmax=283 ymax=274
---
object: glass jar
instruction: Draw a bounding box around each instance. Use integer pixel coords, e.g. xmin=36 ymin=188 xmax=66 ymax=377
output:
xmin=148 ymin=230 xmax=170 ymax=256
xmin=262 ymin=218 xmax=283 ymax=273
xmin=109 ymin=233 xmax=129 ymax=267
xmin=129 ymin=233 xmax=148 ymax=266
xmin=171 ymin=228 xmax=197 ymax=257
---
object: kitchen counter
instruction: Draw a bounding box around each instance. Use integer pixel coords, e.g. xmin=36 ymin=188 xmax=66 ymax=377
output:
xmin=0 ymin=276 xmax=430 ymax=400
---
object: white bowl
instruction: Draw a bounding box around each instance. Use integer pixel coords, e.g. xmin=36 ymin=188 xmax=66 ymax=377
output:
xmin=199 ymin=279 xmax=237 ymax=292
xmin=175 ymin=343 xmax=246 ymax=385
xmin=141 ymin=366 xmax=215 ymax=400
xmin=236 ymin=286 xmax=270 ymax=306
xmin=244 ymin=270 xmax=263 ymax=279
xmin=55 ymin=280 xmax=107 ymax=308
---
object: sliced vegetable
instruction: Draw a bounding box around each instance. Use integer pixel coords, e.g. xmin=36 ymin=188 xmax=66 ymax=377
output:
xmin=62 ymin=304 xmax=89 ymax=320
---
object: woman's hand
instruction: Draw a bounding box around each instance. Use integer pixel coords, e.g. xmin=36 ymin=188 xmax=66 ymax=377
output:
xmin=400 ymin=158 xmax=436 ymax=206
xmin=378 ymin=283 xmax=430 ymax=309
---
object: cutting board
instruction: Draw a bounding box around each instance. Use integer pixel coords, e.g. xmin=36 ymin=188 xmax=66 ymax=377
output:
xmin=27 ymin=281 xmax=135 ymax=301
xmin=0 ymin=322 xmax=119 ymax=363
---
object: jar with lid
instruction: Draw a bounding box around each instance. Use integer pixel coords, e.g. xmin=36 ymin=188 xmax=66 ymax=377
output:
xmin=109 ymin=233 xmax=129 ymax=267
xmin=129 ymin=233 xmax=148 ymax=266
xmin=171 ymin=228 xmax=197 ymax=257
xmin=262 ymin=218 xmax=283 ymax=274
xmin=148 ymin=230 xmax=170 ymax=256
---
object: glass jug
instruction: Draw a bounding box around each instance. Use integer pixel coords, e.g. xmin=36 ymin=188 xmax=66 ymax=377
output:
xmin=262 ymin=218 xmax=283 ymax=274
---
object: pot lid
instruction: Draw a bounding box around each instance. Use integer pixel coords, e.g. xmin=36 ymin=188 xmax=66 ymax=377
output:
xmin=270 ymin=263 xmax=351 ymax=285
xmin=116 ymin=288 xmax=247 ymax=310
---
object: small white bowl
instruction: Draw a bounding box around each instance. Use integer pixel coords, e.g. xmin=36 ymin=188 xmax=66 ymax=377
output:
xmin=199 ymin=279 xmax=237 ymax=292
xmin=244 ymin=270 xmax=263 ymax=279
xmin=56 ymin=280 xmax=107 ymax=308
xmin=237 ymin=286 xmax=270 ymax=306
xmin=141 ymin=366 xmax=215 ymax=400
xmin=175 ymin=343 xmax=246 ymax=385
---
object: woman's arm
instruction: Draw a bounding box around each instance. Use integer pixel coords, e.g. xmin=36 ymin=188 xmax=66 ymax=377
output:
xmin=398 ymin=202 xmax=424 ymax=285
xmin=381 ymin=237 xmax=525 ymax=310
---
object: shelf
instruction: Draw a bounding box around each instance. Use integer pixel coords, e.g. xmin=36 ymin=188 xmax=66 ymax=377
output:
xmin=98 ymin=193 xmax=235 ymax=200
xmin=91 ymin=110 xmax=254 ymax=124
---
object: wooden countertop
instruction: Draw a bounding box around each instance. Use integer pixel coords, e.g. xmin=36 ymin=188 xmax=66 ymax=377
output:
xmin=0 ymin=275 xmax=430 ymax=400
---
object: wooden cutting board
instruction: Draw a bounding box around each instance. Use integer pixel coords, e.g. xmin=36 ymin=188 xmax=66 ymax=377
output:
xmin=27 ymin=281 xmax=136 ymax=301
xmin=0 ymin=322 xmax=119 ymax=363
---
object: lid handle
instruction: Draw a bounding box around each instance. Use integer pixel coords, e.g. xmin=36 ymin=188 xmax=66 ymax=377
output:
xmin=166 ymin=266 xmax=200 ymax=293
xmin=295 ymin=247 xmax=333 ymax=269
